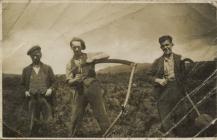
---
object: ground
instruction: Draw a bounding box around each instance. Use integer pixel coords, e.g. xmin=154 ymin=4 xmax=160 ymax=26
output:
xmin=2 ymin=61 xmax=217 ymax=137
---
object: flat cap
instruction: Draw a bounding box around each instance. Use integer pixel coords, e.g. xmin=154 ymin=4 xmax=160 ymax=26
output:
xmin=27 ymin=45 xmax=41 ymax=55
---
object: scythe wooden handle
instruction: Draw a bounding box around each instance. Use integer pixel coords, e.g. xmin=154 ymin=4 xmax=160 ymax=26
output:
xmin=102 ymin=63 xmax=137 ymax=137
xmin=94 ymin=58 xmax=134 ymax=66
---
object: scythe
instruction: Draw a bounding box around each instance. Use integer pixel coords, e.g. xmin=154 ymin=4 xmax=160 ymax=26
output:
xmin=92 ymin=59 xmax=137 ymax=137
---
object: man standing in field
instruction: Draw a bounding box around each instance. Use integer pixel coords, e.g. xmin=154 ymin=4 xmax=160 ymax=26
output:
xmin=66 ymin=37 xmax=110 ymax=136
xmin=147 ymin=35 xmax=186 ymax=135
xmin=21 ymin=46 xmax=55 ymax=136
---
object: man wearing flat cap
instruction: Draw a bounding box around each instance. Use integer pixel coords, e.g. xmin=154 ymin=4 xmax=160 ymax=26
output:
xmin=146 ymin=35 xmax=188 ymax=136
xmin=66 ymin=37 xmax=110 ymax=136
xmin=21 ymin=45 xmax=55 ymax=136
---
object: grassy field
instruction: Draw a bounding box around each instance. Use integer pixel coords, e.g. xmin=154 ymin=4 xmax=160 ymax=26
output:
xmin=2 ymin=61 xmax=217 ymax=137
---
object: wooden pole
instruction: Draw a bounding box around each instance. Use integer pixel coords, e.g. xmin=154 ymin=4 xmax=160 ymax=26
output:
xmin=215 ymin=3 xmax=217 ymax=118
xmin=215 ymin=57 xmax=217 ymax=117
xmin=102 ymin=63 xmax=136 ymax=137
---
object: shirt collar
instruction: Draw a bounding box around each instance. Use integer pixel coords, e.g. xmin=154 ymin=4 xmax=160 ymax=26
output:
xmin=164 ymin=53 xmax=173 ymax=61
xmin=73 ymin=52 xmax=86 ymax=60
xmin=33 ymin=65 xmax=40 ymax=68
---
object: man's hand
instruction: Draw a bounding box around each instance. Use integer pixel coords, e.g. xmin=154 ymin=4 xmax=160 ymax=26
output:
xmin=130 ymin=62 xmax=137 ymax=67
xmin=74 ymin=74 xmax=82 ymax=81
xmin=45 ymin=88 xmax=52 ymax=96
xmin=68 ymin=74 xmax=82 ymax=85
xmin=25 ymin=91 xmax=31 ymax=97
xmin=155 ymin=78 xmax=167 ymax=86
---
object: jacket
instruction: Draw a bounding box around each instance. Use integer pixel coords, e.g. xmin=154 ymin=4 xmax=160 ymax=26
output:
xmin=21 ymin=62 xmax=55 ymax=91
xmin=146 ymin=53 xmax=184 ymax=87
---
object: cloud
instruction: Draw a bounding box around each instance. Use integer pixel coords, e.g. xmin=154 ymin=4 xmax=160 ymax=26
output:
xmin=2 ymin=3 xmax=217 ymax=74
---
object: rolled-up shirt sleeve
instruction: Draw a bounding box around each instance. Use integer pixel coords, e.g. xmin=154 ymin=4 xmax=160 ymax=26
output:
xmin=87 ymin=52 xmax=109 ymax=61
xmin=94 ymin=52 xmax=109 ymax=60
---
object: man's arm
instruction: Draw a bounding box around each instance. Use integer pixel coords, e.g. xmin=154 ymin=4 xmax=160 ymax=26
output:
xmin=66 ymin=61 xmax=82 ymax=85
xmin=94 ymin=52 xmax=110 ymax=60
xmin=21 ymin=68 xmax=30 ymax=97
xmin=86 ymin=52 xmax=109 ymax=63
xmin=48 ymin=66 xmax=55 ymax=89
xmin=21 ymin=68 xmax=26 ymax=87
xmin=66 ymin=62 xmax=74 ymax=82
xmin=146 ymin=60 xmax=159 ymax=83
xmin=21 ymin=68 xmax=29 ymax=91
xmin=45 ymin=66 xmax=56 ymax=96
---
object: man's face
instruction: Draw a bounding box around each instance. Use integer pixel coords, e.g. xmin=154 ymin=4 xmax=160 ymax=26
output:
xmin=30 ymin=50 xmax=42 ymax=64
xmin=160 ymin=40 xmax=173 ymax=55
xmin=71 ymin=41 xmax=82 ymax=54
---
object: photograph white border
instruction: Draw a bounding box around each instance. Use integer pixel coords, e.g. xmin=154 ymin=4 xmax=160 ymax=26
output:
xmin=1 ymin=0 xmax=217 ymax=139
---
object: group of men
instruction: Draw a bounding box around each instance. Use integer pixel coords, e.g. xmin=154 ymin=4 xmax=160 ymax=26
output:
xmin=21 ymin=35 xmax=188 ymax=137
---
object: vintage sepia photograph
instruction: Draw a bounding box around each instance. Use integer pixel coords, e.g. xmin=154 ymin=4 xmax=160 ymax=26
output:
xmin=2 ymin=0 xmax=217 ymax=138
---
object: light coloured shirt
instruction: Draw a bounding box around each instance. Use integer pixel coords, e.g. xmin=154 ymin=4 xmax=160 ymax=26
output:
xmin=74 ymin=59 xmax=83 ymax=73
xmin=164 ymin=54 xmax=175 ymax=80
xmin=66 ymin=53 xmax=91 ymax=82
xmin=66 ymin=52 xmax=109 ymax=81
xmin=33 ymin=66 xmax=40 ymax=74
xmin=29 ymin=66 xmax=47 ymax=94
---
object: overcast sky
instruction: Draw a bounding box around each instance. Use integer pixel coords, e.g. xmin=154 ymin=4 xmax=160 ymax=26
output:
xmin=2 ymin=2 xmax=217 ymax=74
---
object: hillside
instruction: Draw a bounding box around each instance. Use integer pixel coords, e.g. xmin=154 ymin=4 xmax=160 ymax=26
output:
xmin=2 ymin=61 xmax=217 ymax=137
xmin=97 ymin=63 xmax=151 ymax=74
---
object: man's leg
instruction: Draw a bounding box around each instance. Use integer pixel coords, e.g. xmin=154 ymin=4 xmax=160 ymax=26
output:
xmin=157 ymin=100 xmax=175 ymax=133
xmin=69 ymin=90 xmax=87 ymax=137
xmin=157 ymin=81 xmax=185 ymax=134
xmin=28 ymin=98 xmax=35 ymax=136
xmin=40 ymin=96 xmax=53 ymax=136
xmin=41 ymin=97 xmax=52 ymax=121
xmin=86 ymin=81 xmax=110 ymax=134
xmin=29 ymin=97 xmax=40 ymax=136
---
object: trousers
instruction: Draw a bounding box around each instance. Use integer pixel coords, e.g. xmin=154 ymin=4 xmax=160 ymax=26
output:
xmin=156 ymin=81 xmax=186 ymax=133
xmin=68 ymin=80 xmax=110 ymax=136
xmin=28 ymin=94 xmax=52 ymax=136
